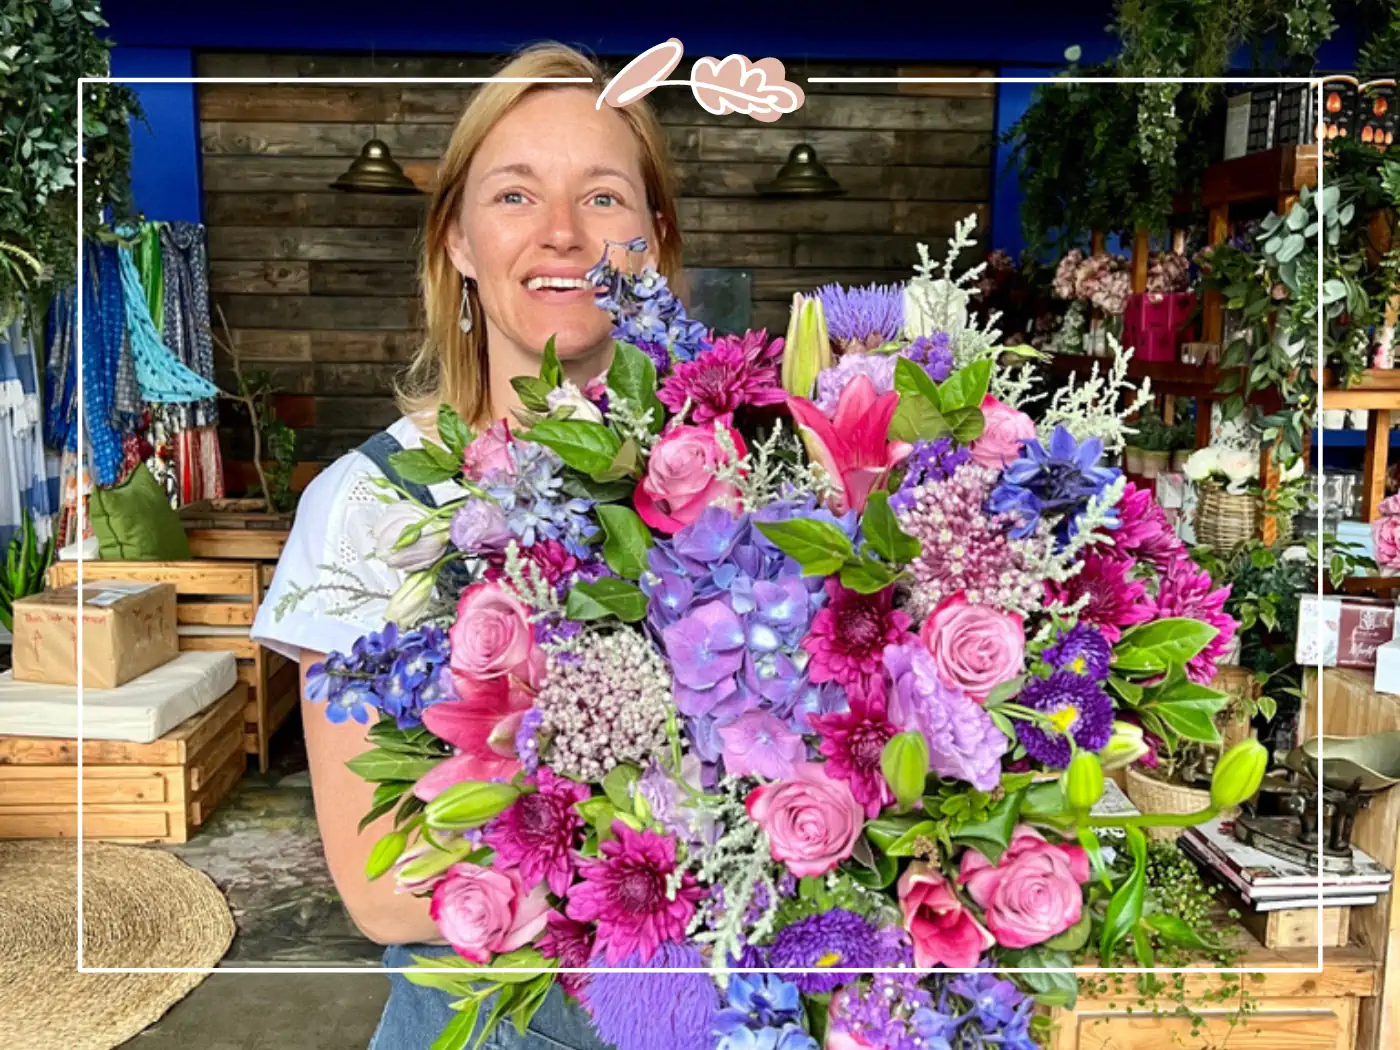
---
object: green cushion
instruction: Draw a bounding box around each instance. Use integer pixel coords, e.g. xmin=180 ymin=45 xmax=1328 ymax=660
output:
xmin=90 ymin=464 xmax=191 ymax=561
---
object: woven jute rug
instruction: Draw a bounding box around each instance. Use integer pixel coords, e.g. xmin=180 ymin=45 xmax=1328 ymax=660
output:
xmin=0 ymin=839 xmax=235 ymax=1050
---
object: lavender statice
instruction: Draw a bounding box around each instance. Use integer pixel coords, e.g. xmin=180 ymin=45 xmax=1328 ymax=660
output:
xmin=305 ymin=623 xmax=450 ymax=729
xmin=902 ymin=331 xmax=954 ymax=382
xmin=815 ymin=282 xmax=903 ymax=352
xmin=588 ymin=238 xmax=711 ymax=371
xmin=889 ymin=438 xmax=970 ymax=515
xmin=482 ymin=441 xmax=596 ymax=556
xmin=533 ymin=629 xmax=672 ymax=781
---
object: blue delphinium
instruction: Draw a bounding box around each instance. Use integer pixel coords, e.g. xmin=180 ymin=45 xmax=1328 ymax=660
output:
xmin=305 ymin=623 xmax=450 ymax=729
xmin=943 ymin=970 xmax=1039 ymax=1050
xmin=587 ymin=237 xmax=711 ymax=371
xmin=986 ymin=425 xmax=1121 ymax=548
xmin=714 ymin=974 xmax=817 ymax=1050
xmin=483 ymin=441 xmax=596 ymax=556
xmin=642 ymin=498 xmax=858 ymax=766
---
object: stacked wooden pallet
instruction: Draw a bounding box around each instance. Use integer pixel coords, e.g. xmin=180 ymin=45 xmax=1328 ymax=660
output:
xmin=47 ymin=561 xmax=296 ymax=772
xmin=0 ymin=682 xmax=248 ymax=843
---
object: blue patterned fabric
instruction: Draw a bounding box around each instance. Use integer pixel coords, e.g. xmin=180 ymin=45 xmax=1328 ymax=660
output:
xmin=82 ymin=244 xmax=128 ymax=486
xmin=0 ymin=312 xmax=58 ymax=547
xmin=159 ymin=222 xmax=218 ymax=428
xmin=44 ymin=288 xmax=78 ymax=453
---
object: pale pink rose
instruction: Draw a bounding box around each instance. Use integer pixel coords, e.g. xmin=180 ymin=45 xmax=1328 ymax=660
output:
xmin=969 ymin=395 xmax=1037 ymax=470
xmin=449 ymin=582 xmax=545 ymax=688
xmin=959 ymin=825 xmax=1091 ymax=949
xmin=920 ymin=595 xmax=1025 ymax=703
xmin=463 ymin=420 xmax=515 ymax=480
xmin=635 ymin=423 xmax=748 ymax=534
xmin=1373 ymin=495 xmax=1400 ymax=570
xmin=745 ymin=761 xmax=864 ymax=878
xmin=897 ymin=860 xmax=996 ymax=968
xmin=430 ymin=862 xmax=550 ymax=963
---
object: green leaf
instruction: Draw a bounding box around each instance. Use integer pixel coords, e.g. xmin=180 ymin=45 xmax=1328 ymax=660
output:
xmin=889 ymin=392 xmax=950 ymax=442
xmin=936 ymin=359 xmax=992 ymax=412
xmin=437 ymin=404 xmax=475 ymax=459
xmin=422 ymin=440 xmax=462 ymax=475
xmin=560 ymin=475 xmax=637 ymax=503
xmin=863 ymin=490 xmax=921 ymax=564
xmin=1145 ymin=913 xmax=1215 ymax=951
xmin=943 ymin=406 xmax=986 ymax=444
xmin=511 ymin=376 xmax=554 ymax=413
xmin=1149 ymin=700 xmax=1223 ymax=745
xmin=602 ymin=763 xmax=641 ymax=811
xmin=596 ymin=505 xmax=653 ymax=579
xmin=520 ymin=419 xmax=622 ymax=478
xmin=1111 ymin=618 xmax=1220 ymax=674
xmin=863 ymin=814 xmax=926 ymax=853
xmin=427 ymin=1002 xmax=479 ymax=1050
xmin=1077 ymin=827 xmax=1111 ymax=890
xmin=1100 ymin=826 xmax=1147 ymax=963
xmin=540 ymin=336 xmax=563 ymax=387
xmin=880 ymin=820 xmax=941 ymax=857
xmin=1002 ymin=946 xmax=1078 ymax=1008
xmin=839 ymin=552 xmax=900 ymax=594
xmin=607 ymin=342 xmax=664 ymax=432
xmin=346 ymin=750 xmax=443 ymax=784
xmin=983 ymin=676 xmax=1026 ymax=707
xmin=754 ymin=518 xmax=854 ymax=576
xmin=565 ymin=577 xmax=648 ymax=623
xmin=1043 ymin=908 xmax=1093 ymax=951
xmin=845 ymin=850 xmax=899 ymax=889
xmin=894 ymin=355 xmax=942 ymax=402
xmin=388 ymin=448 xmax=458 ymax=487
xmin=950 ymin=787 xmax=1026 ymax=862
xmin=1107 ymin=675 xmax=1143 ymax=704
xmin=595 ymin=437 xmax=642 ymax=482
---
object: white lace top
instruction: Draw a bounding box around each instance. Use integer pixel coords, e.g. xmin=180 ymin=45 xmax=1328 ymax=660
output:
xmin=251 ymin=416 xmax=467 ymax=661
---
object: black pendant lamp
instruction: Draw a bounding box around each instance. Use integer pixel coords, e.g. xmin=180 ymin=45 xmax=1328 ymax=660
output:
xmin=757 ymin=144 xmax=845 ymax=197
xmin=330 ymin=139 xmax=422 ymax=195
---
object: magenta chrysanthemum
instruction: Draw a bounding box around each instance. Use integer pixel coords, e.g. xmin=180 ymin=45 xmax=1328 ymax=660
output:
xmin=1106 ymin=481 xmax=1185 ymax=571
xmin=537 ymin=912 xmax=594 ymax=999
xmin=657 ymin=329 xmax=785 ymax=424
xmin=566 ymin=821 xmax=706 ymax=964
xmin=810 ymin=693 xmax=899 ymax=817
xmin=896 ymin=461 xmax=1049 ymax=617
xmin=1153 ymin=557 xmax=1237 ymax=683
xmin=483 ymin=767 xmax=590 ymax=897
xmin=801 ymin=579 xmax=911 ymax=701
xmin=1044 ymin=550 xmax=1155 ymax=643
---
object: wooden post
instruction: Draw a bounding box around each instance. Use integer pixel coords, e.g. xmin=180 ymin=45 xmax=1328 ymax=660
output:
xmin=1172 ymin=228 xmax=1187 ymax=255
xmin=1363 ymin=409 xmax=1393 ymax=522
xmin=1203 ymin=204 xmax=1230 ymax=344
xmin=1090 ymin=229 xmax=1105 ymax=255
xmin=1132 ymin=226 xmax=1150 ymax=294
xmin=1260 ymin=443 xmax=1281 ymax=546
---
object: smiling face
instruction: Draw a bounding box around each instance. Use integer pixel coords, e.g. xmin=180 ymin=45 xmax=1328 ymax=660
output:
xmin=448 ymin=88 xmax=661 ymax=363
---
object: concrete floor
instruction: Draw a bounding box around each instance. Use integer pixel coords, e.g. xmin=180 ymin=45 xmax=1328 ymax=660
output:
xmin=117 ymin=973 xmax=391 ymax=1050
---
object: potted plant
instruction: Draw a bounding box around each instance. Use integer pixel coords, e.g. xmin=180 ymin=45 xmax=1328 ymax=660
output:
xmin=1169 ymin=417 xmax=1196 ymax=472
xmin=1182 ymin=446 xmax=1260 ymax=553
xmin=1125 ymin=405 xmax=1174 ymax=477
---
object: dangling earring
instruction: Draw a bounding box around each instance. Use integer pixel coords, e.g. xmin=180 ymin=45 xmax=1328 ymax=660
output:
xmin=458 ymin=275 xmax=475 ymax=334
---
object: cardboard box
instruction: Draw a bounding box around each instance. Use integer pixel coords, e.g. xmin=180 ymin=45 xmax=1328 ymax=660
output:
xmin=1297 ymin=594 xmax=1400 ymax=670
xmin=11 ymin=581 xmax=178 ymax=689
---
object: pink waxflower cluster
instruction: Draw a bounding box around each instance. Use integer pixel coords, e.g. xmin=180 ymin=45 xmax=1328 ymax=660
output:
xmin=896 ymin=462 xmax=1049 ymax=618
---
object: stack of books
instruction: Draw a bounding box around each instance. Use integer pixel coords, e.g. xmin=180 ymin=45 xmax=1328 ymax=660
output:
xmin=1181 ymin=817 xmax=1393 ymax=911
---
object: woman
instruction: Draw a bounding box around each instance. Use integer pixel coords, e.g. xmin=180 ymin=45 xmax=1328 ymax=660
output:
xmin=250 ymin=42 xmax=685 ymax=1049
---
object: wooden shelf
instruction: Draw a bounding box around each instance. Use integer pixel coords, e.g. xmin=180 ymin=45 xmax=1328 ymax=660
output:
xmin=1323 ymin=369 xmax=1400 ymax=410
xmin=1200 ymin=144 xmax=1320 ymax=209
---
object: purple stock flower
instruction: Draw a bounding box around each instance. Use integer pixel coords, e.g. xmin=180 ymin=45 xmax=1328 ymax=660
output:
xmin=449 ymin=497 xmax=510 ymax=552
xmin=889 ymin=438 xmax=970 ymax=515
xmin=1042 ymin=623 xmax=1112 ymax=682
xmin=883 ymin=641 xmax=1008 ymax=790
xmin=813 ymin=353 xmax=898 ymax=416
xmin=902 ymin=332 xmax=954 ymax=382
xmin=1015 ymin=670 xmax=1115 ymax=768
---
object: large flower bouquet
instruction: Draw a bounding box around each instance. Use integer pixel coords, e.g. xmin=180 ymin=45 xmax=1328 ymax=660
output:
xmin=299 ymin=217 xmax=1266 ymax=1050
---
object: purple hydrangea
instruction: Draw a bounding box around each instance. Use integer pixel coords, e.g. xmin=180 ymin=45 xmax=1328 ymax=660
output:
xmin=1042 ymin=624 xmax=1112 ymax=682
xmin=1015 ymin=670 xmax=1115 ymax=768
xmin=643 ymin=499 xmax=858 ymax=768
xmin=902 ymin=332 xmax=954 ymax=382
xmin=987 ymin=425 xmax=1121 ymax=548
xmin=882 ymin=641 xmax=1008 ymax=790
xmin=766 ymin=910 xmax=907 ymax=994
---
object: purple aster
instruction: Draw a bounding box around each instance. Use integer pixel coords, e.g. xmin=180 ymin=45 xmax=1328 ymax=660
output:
xmin=883 ymin=642 xmax=1009 ymax=790
xmin=815 ymin=282 xmax=904 ymax=352
xmin=1015 ymin=670 xmax=1115 ymax=768
xmin=902 ymin=332 xmax=954 ymax=382
xmin=585 ymin=941 xmax=719 ymax=1050
xmin=1041 ymin=624 xmax=1112 ymax=682
xmin=890 ymin=437 xmax=971 ymax=514
xmin=766 ymin=910 xmax=900 ymax=994
xmin=987 ymin=425 xmax=1121 ymax=547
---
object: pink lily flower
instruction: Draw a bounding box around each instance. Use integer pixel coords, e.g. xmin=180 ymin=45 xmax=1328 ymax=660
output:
xmin=415 ymin=675 xmax=533 ymax=800
xmin=787 ymin=373 xmax=912 ymax=514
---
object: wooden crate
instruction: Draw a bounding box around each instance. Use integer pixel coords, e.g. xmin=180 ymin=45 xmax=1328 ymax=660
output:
xmin=47 ymin=562 xmax=296 ymax=772
xmin=0 ymin=682 xmax=248 ymax=844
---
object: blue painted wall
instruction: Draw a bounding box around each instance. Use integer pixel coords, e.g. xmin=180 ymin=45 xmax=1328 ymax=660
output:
xmin=109 ymin=47 xmax=201 ymax=222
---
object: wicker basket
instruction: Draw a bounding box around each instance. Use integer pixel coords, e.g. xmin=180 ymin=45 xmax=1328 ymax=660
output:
xmin=1124 ymin=765 xmax=1234 ymax=843
xmin=1194 ymin=481 xmax=1260 ymax=553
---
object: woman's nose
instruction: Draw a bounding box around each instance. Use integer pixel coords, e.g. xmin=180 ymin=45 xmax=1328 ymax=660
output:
xmin=540 ymin=199 xmax=586 ymax=253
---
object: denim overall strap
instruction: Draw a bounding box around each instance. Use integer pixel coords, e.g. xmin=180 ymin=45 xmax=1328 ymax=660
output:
xmin=356 ymin=430 xmax=437 ymax=508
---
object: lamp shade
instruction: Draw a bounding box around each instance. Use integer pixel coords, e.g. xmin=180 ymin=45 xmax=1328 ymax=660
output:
xmin=756 ymin=144 xmax=845 ymax=197
xmin=329 ymin=139 xmax=422 ymax=195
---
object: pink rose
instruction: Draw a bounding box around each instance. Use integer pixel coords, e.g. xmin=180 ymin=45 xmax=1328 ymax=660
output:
xmin=449 ymin=582 xmax=545 ymax=688
xmin=635 ymin=424 xmax=747 ymax=534
xmin=430 ymin=862 xmax=550 ymax=963
xmin=969 ymin=396 xmax=1036 ymax=470
xmin=920 ymin=595 xmax=1025 ymax=703
xmin=745 ymin=761 xmax=864 ymax=878
xmin=897 ymin=861 xmax=996 ymax=968
xmin=463 ymin=420 xmax=515 ymax=480
xmin=1374 ymin=516 xmax=1400 ymax=570
xmin=959 ymin=825 xmax=1091 ymax=949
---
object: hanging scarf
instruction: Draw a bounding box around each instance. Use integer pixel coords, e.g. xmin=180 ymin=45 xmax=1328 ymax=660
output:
xmin=44 ymin=288 xmax=77 ymax=452
xmin=117 ymin=247 xmax=220 ymax=404
xmin=134 ymin=222 xmax=164 ymax=334
xmin=159 ymin=222 xmax=217 ymax=429
xmin=81 ymin=244 xmax=128 ymax=487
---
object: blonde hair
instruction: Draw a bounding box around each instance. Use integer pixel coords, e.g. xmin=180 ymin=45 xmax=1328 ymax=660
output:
xmin=398 ymin=42 xmax=684 ymax=430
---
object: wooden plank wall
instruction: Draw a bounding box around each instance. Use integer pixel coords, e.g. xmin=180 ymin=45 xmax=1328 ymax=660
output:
xmin=195 ymin=52 xmax=996 ymax=463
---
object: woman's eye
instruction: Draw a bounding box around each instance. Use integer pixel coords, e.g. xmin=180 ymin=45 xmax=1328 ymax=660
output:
xmin=590 ymin=192 xmax=618 ymax=207
xmin=497 ymin=191 xmax=526 ymax=205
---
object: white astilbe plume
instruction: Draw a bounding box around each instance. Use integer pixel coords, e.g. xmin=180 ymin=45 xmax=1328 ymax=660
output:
xmin=1039 ymin=336 xmax=1152 ymax=455
xmin=708 ymin=419 xmax=839 ymax=512
xmin=606 ymin=387 xmax=662 ymax=451
xmin=990 ymin=347 xmax=1047 ymax=411
xmin=905 ymin=214 xmax=1003 ymax=368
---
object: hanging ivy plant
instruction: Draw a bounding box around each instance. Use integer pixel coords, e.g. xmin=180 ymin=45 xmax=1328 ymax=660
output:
xmin=0 ymin=0 xmax=142 ymax=312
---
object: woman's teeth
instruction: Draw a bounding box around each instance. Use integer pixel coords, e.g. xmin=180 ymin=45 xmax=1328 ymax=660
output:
xmin=526 ymin=277 xmax=592 ymax=291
